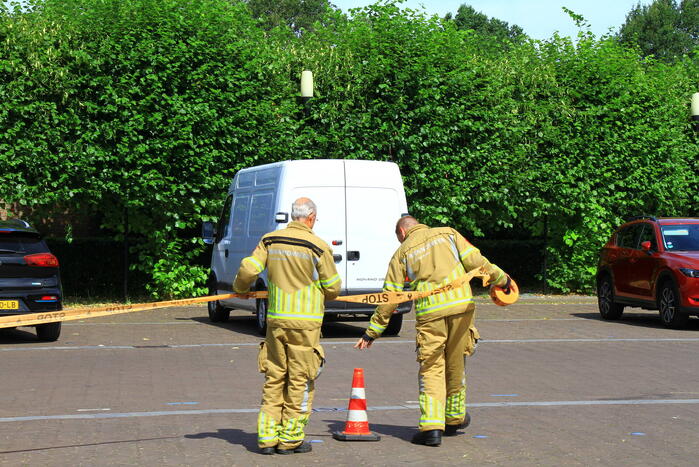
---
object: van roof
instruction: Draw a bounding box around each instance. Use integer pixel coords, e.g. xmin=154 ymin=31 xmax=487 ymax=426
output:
xmin=235 ymin=159 xmax=398 ymax=172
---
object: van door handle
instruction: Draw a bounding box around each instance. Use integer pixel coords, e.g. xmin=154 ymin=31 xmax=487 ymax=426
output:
xmin=225 ymin=249 xmax=229 ymax=258
xmin=347 ymin=251 xmax=360 ymax=261
xmin=333 ymin=254 xmax=342 ymax=263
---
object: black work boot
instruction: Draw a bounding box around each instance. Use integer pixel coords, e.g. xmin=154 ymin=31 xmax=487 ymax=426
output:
xmin=411 ymin=429 xmax=442 ymax=446
xmin=259 ymin=446 xmax=276 ymax=455
xmin=276 ymin=442 xmax=312 ymax=455
xmin=444 ymin=412 xmax=471 ymax=436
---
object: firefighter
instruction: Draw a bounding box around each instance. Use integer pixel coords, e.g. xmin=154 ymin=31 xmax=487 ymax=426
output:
xmin=354 ymin=215 xmax=510 ymax=446
xmin=234 ymin=197 xmax=341 ymax=455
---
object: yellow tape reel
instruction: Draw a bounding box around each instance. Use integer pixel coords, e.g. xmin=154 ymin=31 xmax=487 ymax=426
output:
xmin=490 ymin=278 xmax=519 ymax=306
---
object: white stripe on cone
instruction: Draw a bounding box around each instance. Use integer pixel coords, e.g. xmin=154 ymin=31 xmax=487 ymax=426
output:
xmin=350 ymin=388 xmax=366 ymax=399
xmin=346 ymin=410 xmax=369 ymax=422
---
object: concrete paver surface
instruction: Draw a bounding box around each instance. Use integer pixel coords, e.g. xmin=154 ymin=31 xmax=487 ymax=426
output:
xmin=1 ymin=296 xmax=698 ymax=466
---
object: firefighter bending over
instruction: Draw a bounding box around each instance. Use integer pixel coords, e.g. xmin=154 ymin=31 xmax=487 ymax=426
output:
xmin=354 ymin=215 xmax=511 ymax=446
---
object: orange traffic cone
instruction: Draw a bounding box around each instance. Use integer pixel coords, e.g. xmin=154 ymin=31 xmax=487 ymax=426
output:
xmin=333 ymin=368 xmax=381 ymax=441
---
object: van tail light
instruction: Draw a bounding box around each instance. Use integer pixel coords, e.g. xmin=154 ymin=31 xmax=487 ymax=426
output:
xmin=24 ymin=253 xmax=59 ymax=267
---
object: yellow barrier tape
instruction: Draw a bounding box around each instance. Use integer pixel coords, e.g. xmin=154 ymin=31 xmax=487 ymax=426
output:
xmin=0 ymin=268 xmax=490 ymax=329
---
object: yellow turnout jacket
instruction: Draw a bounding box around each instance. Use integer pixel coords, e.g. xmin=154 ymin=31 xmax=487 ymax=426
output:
xmin=233 ymin=221 xmax=341 ymax=330
xmin=365 ymin=224 xmax=507 ymax=338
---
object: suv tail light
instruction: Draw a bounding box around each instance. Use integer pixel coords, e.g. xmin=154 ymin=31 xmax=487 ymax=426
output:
xmin=24 ymin=253 xmax=59 ymax=267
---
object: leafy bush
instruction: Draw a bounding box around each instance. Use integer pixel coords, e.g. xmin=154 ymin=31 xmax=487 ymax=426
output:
xmin=1 ymin=1 xmax=697 ymax=296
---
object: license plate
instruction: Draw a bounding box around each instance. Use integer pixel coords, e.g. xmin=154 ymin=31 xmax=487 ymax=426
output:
xmin=0 ymin=300 xmax=19 ymax=310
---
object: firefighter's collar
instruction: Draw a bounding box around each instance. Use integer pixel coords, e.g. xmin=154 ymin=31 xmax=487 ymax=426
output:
xmin=404 ymin=224 xmax=428 ymax=239
xmin=288 ymin=220 xmax=313 ymax=232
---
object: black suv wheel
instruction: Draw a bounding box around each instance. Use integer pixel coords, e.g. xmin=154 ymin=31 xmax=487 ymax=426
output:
xmin=36 ymin=322 xmax=61 ymax=341
xmin=597 ymin=275 xmax=624 ymax=320
xmin=658 ymin=280 xmax=689 ymax=329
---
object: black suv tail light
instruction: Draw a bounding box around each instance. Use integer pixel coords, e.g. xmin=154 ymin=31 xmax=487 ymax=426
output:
xmin=24 ymin=253 xmax=59 ymax=267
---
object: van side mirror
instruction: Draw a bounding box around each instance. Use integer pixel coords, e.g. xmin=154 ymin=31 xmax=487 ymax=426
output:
xmin=202 ymin=221 xmax=216 ymax=244
xmin=640 ymin=241 xmax=652 ymax=253
xmin=275 ymin=212 xmax=289 ymax=223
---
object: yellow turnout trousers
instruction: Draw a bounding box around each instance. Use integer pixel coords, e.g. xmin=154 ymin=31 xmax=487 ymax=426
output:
xmin=415 ymin=308 xmax=477 ymax=431
xmin=257 ymin=326 xmax=324 ymax=449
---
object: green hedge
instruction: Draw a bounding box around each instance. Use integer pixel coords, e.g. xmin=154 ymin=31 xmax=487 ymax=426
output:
xmin=2 ymin=1 xmax=697 ymax=296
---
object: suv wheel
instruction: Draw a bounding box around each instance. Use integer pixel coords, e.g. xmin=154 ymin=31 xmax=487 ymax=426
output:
xmin=207 ymin=276 xmax=230 ymax=323
xmin=658 ymin=281 xmax=689 ymax=329
xmin=255 ymin=298 xmax=268 ymax=336
xmin=36 ymin=322 xmax=61 ymax=342
xmin=597 ymin=276 xmax=624 ymax=320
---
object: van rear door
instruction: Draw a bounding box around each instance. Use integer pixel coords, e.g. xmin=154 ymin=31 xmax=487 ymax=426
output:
xmin=285 ymin=160 xmax=348 ymax=292
xmin=344 ymin=161 xmax=405 ymax=291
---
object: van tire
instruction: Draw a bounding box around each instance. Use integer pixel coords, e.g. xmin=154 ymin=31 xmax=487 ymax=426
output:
xmin=36 ymin=322 xmax=61 ymax=341
xmin=384 ymin=313 xmax=403 ymax=336
xmin=207 ymin=276 xmax=230 ymax=322
xmin=255 ymin=299 xmax=268 ymax=336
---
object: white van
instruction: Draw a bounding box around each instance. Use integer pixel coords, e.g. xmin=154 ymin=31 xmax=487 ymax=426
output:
xmin=202 ymin=159 xmax=411 ymax=335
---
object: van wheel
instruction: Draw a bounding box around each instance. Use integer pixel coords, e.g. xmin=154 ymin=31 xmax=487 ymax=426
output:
xmin=36 ymin=322 xmax=61 ymax=342
xmin=207 ymin=277 xmax=230 ymax=322
xmin=384 ymin=313 xmax=403 ymax=336
xmin=597 ymin=276 xmax=624 ymax=320
xmin=256 ymin=299 xmax=268 ymax=336
xmin=658 ymin=281 xmax=689 ymax=329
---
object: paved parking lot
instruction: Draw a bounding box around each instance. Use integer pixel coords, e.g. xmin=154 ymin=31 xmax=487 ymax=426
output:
xmin=1 ymin=296 xmax=699 ymax=466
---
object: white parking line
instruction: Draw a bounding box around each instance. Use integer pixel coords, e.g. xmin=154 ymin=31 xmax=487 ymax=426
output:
xmin=3 ymin=337 xmax=699 ymax=352
xmin=2 ymin=398 xmax=698 ymax=423
xmin=64 ymin=322 xmax=200 ymax=326
xmin=404 ymin=318 xmax=582 ymax=322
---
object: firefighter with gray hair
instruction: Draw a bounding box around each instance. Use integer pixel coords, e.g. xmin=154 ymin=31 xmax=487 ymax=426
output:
xmin=234 ymin=197 xmax=341 ymax=455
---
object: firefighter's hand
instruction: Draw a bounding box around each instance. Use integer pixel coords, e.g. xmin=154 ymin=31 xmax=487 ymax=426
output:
xmin=499 ymin=275 xmax=512 ymax=294
xmin=354 ymin=334 xmax=374 ymax=350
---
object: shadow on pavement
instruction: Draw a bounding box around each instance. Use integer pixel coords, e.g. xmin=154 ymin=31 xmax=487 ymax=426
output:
xmin=0 ymin=436 xmax=181 ymax=454
xmin=181 ymin=314 xmax=375 ymax=338
xmin=323 ymin=420 xmax=414 ymax=442
xmin=181 ymin=315 xmax=262 ymax=338
xmin=185 ymin=428 xmax=258 ymax=453
xmin=572 ymin=312 xmax=699 ymax=331
xmin=0 ymin=327 xmax=42 ymax=344
xmin=320 ymin=321 xmax=367 ymax=338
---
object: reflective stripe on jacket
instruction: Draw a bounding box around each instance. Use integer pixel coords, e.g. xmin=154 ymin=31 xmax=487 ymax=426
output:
xmin=233 ymin=221 xmax=341 ymax=330
xmin=365 ymin=224 xmax=507 ymax=338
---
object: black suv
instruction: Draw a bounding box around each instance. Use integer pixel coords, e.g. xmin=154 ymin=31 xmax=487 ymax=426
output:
xmin=0 ymin=219 xmax=62 ymax=341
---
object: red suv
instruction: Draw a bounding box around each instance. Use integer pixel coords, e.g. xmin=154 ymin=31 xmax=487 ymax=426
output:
xmin=597 ymin=216 xmax=699 ymax=329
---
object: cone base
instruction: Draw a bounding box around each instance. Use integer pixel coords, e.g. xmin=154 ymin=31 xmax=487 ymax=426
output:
xmin=332 ymin=431 xmax=381 ymax=442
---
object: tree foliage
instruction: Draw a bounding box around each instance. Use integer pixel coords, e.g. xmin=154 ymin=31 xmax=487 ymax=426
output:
xmin=445 ymin=3 xmax=525 ymax=46
xmin=619 ymin=0 xmax=699 ymax=61
xmin=244 ymin=0 xmax=336 ymax=33
xmin=1 ymin=0 xmax=697 ymax=296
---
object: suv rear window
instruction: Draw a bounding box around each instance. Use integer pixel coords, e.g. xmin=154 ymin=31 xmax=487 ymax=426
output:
xmin=661 ymin=224 xmax=699 ymax=251
xmin=0 ymin=235 xmax=47 ymax=255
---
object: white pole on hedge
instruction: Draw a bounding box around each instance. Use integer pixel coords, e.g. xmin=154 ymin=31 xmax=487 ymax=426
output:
xmin=300 ymin=70 xmax=313 ymax=116
xmin=692 ymin=92 xmax=699 ymax=132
